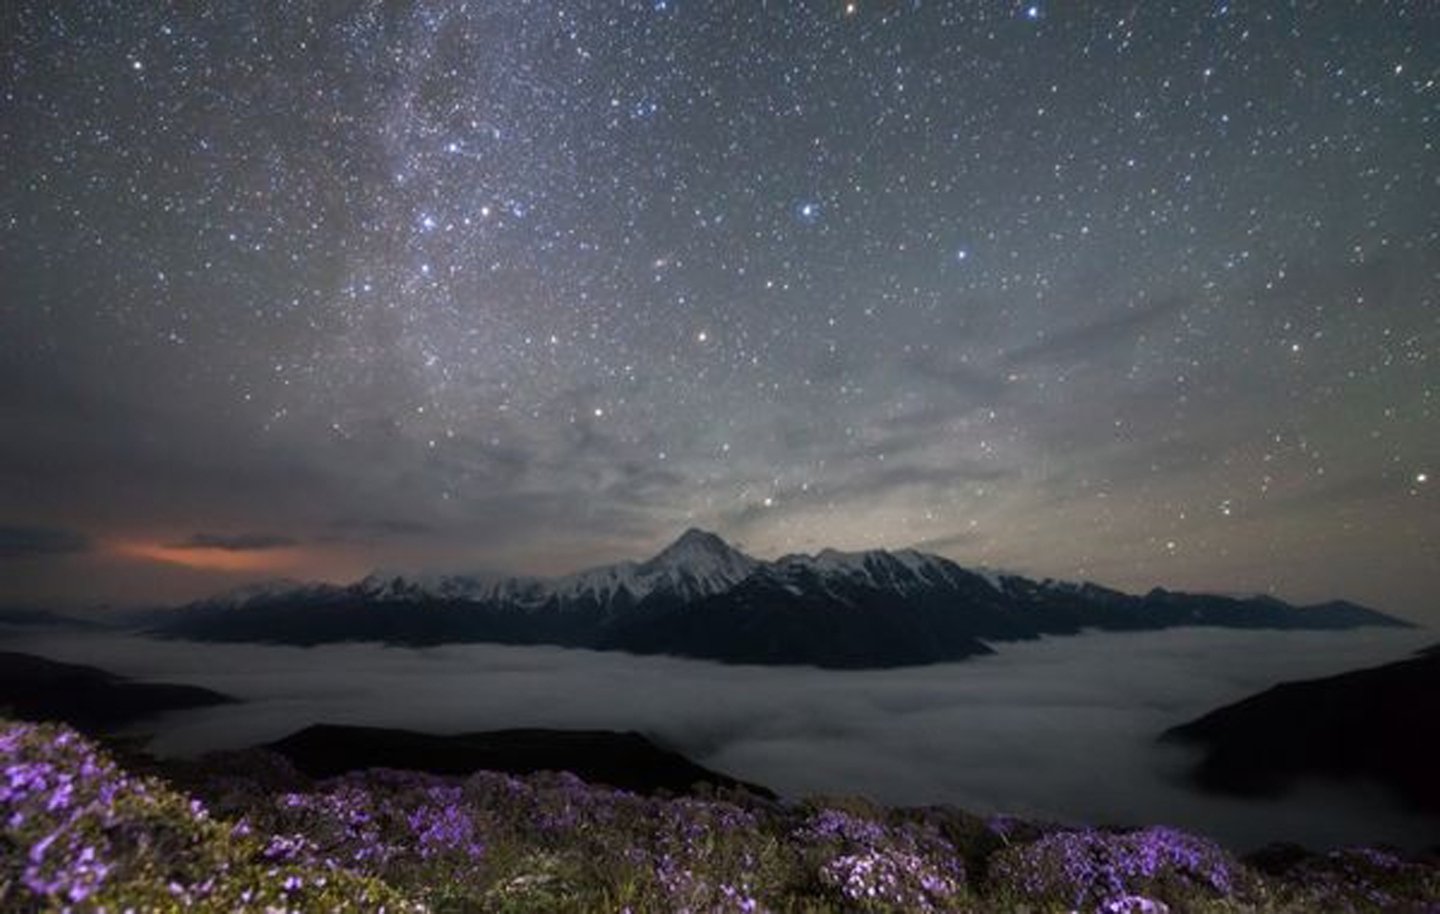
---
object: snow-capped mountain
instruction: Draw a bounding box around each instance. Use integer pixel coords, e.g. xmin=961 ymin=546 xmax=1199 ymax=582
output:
xmin=633 ymin=528 xmax=761 ymax=593
xmin=540 ymin=527 xmax=761 ymax=606
xmin=770 ymin=547 xmax=1003 ymax=597
xmin=348 ymin=528 xmax=760 ymax=611
xmin=156 ymin=528 xmax=1411 ymax=668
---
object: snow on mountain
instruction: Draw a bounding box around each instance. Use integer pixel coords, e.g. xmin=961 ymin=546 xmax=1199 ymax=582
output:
xmin=634 ymin=528 xmax=761 ymax=592
xmin=347 ymin=529 xmax=762 ymax=611
xmin=969 ymin=566 xmax=1016 ymax=592
xmin=770 ymin=546 xmax=992 ymax=598
xmin=354 ymin=569 xmax=539 ymax=604
xmin=190 ymin=528 xmax=1064 ymax=615
xmin=530 ymin=528 xmax=759 ymax=606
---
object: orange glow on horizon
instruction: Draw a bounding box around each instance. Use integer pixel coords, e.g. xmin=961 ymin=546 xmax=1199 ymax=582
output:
xmin=115 ymin=541 xmax=302 ymax=573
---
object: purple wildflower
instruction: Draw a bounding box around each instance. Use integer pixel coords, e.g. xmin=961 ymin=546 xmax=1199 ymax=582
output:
xmin=989 ymin=826 xmax=1238 ymax=910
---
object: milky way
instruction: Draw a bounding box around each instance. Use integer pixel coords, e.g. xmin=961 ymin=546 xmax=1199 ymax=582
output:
xmin=1 ymin=3 xmax=1435 ymax=616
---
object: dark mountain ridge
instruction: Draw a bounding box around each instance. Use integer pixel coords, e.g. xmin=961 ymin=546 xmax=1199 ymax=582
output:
xmin=152 ymin=528 xmax=1410 ymax=668
xmin=263 ymin=723 xmax=775 ymax=798
xmin=1163 ymin=643 xmax=1440 ymax=815
xmin=0 ymin=651 xmax=235 ymax=733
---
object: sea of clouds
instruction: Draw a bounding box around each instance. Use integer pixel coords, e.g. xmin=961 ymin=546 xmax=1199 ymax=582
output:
xmin=5 ymin=624 xmax=1434 ymax=852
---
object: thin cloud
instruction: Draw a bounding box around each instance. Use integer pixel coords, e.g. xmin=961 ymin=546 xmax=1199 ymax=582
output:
xmin=0 ymin=525 xmax=92 ymax=559
xmin=1002 ymin=297 xmax=1184 ymax=368
xmin=169 ymin=533 xmax=299 ymax=552
xmin=902 ymin=350 xmax=1009 ymax=402
xmin=323 ymin=517 xmax=434 ymax=542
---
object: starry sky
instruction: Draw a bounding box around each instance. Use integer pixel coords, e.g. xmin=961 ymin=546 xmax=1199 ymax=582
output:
xmin=1 ymin=2 xmax=1436 ymax=620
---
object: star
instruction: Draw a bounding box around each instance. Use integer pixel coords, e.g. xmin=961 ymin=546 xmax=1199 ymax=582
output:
xmin=0 ymin=0 xmax=1432 ymax=626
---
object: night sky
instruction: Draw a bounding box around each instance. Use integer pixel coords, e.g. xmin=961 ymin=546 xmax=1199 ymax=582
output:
xmin=1 ymin=3 xmax=1435 ymax=620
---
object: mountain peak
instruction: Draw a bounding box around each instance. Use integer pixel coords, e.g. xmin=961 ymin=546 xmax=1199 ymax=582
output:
xmin=640 ymin=528 xmax=758 ymax=581
xmin=650 ymin=528 xmax=731 ymax=561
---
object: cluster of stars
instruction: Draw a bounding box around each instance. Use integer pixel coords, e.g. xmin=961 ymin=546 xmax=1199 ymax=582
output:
xmin=0 ymin=1 xmax=1434 ymax=615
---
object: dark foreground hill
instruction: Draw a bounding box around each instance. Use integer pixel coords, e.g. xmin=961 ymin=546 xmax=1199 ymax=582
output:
xmin=5 ymin=716 xmax=1438 ymax=912
xmin=0 ymin=650 xmax=234 ymax=732
xmin=153 ymin=529 xmax=1411 ymax=669
xmin=1164 ymin=644 xmax=1440 ymax=815
xmin=265 ymin=723 xmax=775 ymax=798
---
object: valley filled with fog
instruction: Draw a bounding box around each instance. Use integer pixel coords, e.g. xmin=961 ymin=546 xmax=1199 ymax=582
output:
xmin=5 ymin=624 xmax=1433 ymax=852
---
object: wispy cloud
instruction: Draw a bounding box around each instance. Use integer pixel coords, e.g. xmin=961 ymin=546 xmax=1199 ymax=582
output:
xmin=168 ymin=533 xmax=299 ymax=551
xmin=0 ymin=525 xmax=92 ymax=559
xmin=1002 ymin=297 xmax=1184 ymax=368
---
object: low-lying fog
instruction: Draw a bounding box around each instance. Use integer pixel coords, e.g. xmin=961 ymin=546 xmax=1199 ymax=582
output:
xmin=5 ymin=625 xmax=1434 ymax=852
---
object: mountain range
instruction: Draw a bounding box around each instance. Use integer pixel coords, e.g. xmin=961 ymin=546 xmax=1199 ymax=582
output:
xmin=153 ymin=528 xmax=1409 ymax=668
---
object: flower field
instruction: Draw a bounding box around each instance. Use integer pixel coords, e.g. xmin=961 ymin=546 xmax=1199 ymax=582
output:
xmin=3 ymin=718 xmax=1436 ymax=912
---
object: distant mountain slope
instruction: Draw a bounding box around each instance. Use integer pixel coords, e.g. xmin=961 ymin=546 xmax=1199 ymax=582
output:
xmin=1163 ymin=644 xmax=1440 ymax=815
xmin=152 ymin=528 xmax=1410 ymax=668
xmin=0 ymin=651 xmax=235 ymax=732
xmin=0 ymin=605 xmax=103 ymax=631
xmin=264 ymin=723 xmax=775 ymax=798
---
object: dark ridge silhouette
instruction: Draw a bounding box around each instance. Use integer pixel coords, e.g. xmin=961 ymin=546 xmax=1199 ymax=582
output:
xmin=265 ymin=723 xmax=777 ymax=799
xmin=0 ymin=651 xmax=235 ymax=733
xmin=153 ymin=530 xmax=1411 ymax=669
xmin=0 ymin=606 xmax=102 ymax=629
xmin=1163 ymin=644 xmax=1440 ymax=816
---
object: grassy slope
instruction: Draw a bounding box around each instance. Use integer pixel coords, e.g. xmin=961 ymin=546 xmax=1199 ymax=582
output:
xmin=2 ymin=718 xmax=1436 ymax=913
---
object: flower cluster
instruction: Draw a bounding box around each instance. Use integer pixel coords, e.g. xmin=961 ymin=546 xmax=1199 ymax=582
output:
xmin=405 ymin=789 xmax=484 ymax=860
xmin=1 ymin=719 xmax=415 ymax=912
xmin=794 ymin=807 xmax=967 ymax=911
xmin=3 ymin=721 xmax=139 ymax=904
xmin=819 ymin=848 xmax=963 ymax=912
xmin=795 ymin=807 xmax=892 ymax=847
xmin=987 ymin=825 xmax=1240 ymax=910
xmin=1101 ymin=894 xmax=1170 ymax=913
